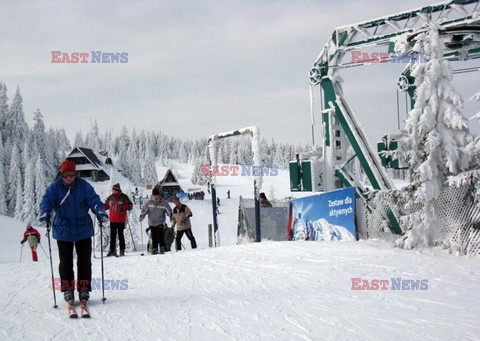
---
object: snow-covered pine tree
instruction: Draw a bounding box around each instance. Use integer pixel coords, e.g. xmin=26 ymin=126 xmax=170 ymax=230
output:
xmin=157 ymin=137 xmax=170 ymax=165
xmin=32 ymin=109 xmax=47 ymax=159
xmin=217 ymin=143 xmax=224 ymax=164
xmin=85 ymin=120 xmax=101 ymax=150
xmin=34 ymin=152 xmax=46 ymax=219
xmin=56 ymin=128 xmax=71 ymax=152
xmin=191 ymin=158 xmax=211 ymax=185
xmin=22 ymin=137 xmax=31 ymax=175
xmin=397 ymin=25 xmax=475 ymax=249
xmin=74 ymin=130 xmax=84 ymax=148
xmin=7 ymin=144 xmax=21 ymax=212
xmin=143 ymin=146 xmax=158 ymax=185
xmin=102 ymin=129 xmax=113 ymax=156
xmin=178 ymin=142 xmax=188 ymax=164
xmin=128 ymin=141 xmax=143 ymax=185
xmin=0 ymin=82 xmax=9 ymax=144
xmin=44 ymin=128 xmax=59 ymax=180
xmin=273 ymin=144 xmax=285 ymax=168
xmin=116 ymin=126 xmax=131 ymax=176
xmin=260 ymin=137 xmax=270 ymax=166
xmin=229 ymin=143 xmax=238 ymax=165
xmin=5 ymin=87 xmax=28 ymax=143
xmin=22 ymin=154 xmax=36 ymax=223
xmin=0 ymin=132 xmax=7 ymax=214
xmin=14 ymin=178 xmax=24 ymax=220
xmin=237 ymin=140 xmax=246 ymax=165
xmin=268 ymin=183 xmax=277 ymax=202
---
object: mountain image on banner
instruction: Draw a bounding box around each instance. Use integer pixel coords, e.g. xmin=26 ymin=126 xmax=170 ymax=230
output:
xmin=306 ymin=218 xmax=355 ymax=241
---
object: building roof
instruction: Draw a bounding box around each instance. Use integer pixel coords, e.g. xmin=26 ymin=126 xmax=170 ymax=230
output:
xmin=65 ymin=147 xmax=123 ymax=180
xmin=77 ymin=147 xmax=102 ymax=168
xmin=158 ymin=169 xmax=184 ymax=191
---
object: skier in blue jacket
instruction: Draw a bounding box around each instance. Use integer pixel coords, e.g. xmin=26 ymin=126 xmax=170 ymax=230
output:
xmin=39 ymin=160 xmax=108 ymax=304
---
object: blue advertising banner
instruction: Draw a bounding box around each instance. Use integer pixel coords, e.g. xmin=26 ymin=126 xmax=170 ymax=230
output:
xmin=291 ymin=187 xmax=356 ymax=241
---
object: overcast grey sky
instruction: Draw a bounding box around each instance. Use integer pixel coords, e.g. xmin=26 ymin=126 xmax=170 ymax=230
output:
xmin=1 ymin=0 xmax=478 ymax=145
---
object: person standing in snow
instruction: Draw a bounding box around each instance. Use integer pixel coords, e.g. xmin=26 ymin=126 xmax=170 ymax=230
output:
xmin=39 ymin=160 xmax=108 ymax=304
xmin=105 ymin=183 xmax=133 ymax=257
xmin=259 ymin=192 xmax=272 ymax=208
xmin=172 ymin=198 xmax=197 ymax=251
xmin=139 ymin=187 xmax=172 ymax=255
xmin=20 ymin=225 xmax=41 ymax=262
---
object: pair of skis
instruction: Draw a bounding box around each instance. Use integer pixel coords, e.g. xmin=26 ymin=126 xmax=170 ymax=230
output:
xmin=67 ymin=300 xmax=90 ymax=318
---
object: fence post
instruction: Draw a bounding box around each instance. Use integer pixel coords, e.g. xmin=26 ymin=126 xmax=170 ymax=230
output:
xmin=254 ymin=180 xmax=261 ymax=242
xmin=208 ymin=224 xmax=213 ymax=248
xmin=211 ymin=184 xmax=219 ymax=247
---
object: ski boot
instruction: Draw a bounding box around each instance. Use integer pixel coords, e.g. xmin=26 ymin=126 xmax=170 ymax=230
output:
xmin=64 ymin=291 xmax=77 ymax=318
xmin=79 ymin=291 xmax=90 ymax=318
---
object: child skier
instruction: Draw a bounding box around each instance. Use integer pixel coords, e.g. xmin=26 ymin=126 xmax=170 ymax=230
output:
xmin=20 ymin=225 xmax=41 ymax=262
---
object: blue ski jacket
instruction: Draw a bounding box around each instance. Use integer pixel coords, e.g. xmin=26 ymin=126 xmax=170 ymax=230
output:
xmin=40 ymin=177 xmax=104 ymax=242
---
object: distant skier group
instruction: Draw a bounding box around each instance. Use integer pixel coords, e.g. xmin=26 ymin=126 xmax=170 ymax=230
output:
xmin=29 ymin=160 xmax=197 ymax=314
xmin=140 ymin=187 xmax=197 ymax=254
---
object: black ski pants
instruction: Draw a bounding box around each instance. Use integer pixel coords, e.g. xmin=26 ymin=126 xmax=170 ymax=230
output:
xmin=176 ymin=228 xmax=197 ymax=251
xmin=109 ymin=222 xmax=126 ymax=253
xmin=150 ymin=225 xmax=165 ymax=251
xmin=57 ymin=238 xmax=92 ymax=292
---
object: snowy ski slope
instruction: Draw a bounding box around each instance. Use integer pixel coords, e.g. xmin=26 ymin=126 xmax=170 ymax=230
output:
xmin=1 ymin=162 xmax=479 ymax=339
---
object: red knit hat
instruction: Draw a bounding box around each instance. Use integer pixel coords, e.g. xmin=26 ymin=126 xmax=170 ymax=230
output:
xmin=60 ymin=160 xmax=76 ymax=173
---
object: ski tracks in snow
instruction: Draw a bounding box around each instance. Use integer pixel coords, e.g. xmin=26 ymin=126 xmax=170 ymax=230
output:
xmin=1 ymin=241 xmax=480 ymax=340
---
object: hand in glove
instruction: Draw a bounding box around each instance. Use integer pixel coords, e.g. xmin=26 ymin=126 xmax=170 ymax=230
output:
xmin=97 ymin=210 xmax=109 ymax=224
xmin=39 ymin=211 xmax=51 ymax=224
xmin=20 ymin=240 xmax=25 ymax=245
xmin=139 ymin=215 xmax=144 ymax=223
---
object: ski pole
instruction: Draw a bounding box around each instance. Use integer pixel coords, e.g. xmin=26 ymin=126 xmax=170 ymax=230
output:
xmin=20 ymin=243 xmax=24 ymax=262
xmin=139 ymin=196 xmax=145 ymax=256
xmin=46 ymin=221 xmax=58 ymax=309
xmin=98 ymin=218 xmax=107 ymax=304
xmin=140 ymin=219 xmax=145 ymax=256
xmin=126 ymin=214 xmax=136 ymax=252
xmin=39 ymin=243 xmax=49 ymax=258
xmin=93 ymin=215 xmax=98 ymax=259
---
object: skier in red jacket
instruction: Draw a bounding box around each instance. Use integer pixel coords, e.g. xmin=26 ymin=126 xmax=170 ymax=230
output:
xmin=105 ymin=183 xmax=133 ymax=257
xmin=20 ymin=225 xmax=41 ymax=261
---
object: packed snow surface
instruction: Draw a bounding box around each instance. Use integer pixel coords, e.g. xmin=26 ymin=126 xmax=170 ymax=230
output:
xmin=1 ymin=161 xmax=479 ymax=339
xmin=1 ymin=212 xmax=479 ymax=340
